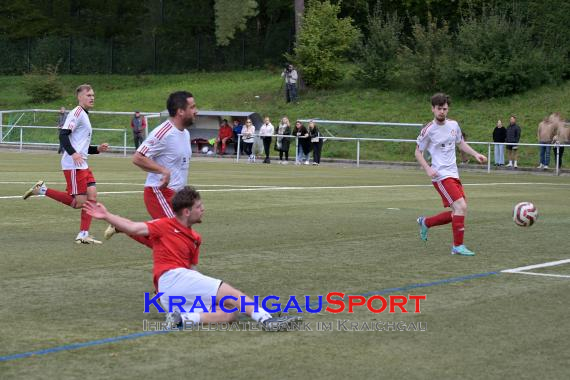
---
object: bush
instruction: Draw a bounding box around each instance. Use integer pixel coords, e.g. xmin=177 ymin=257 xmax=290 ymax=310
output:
xmin=398 ymin=17 xmax=453 ymax=93
xmin=24 ymin=62 xmax=64 ymax=103
xmin=287 ymin=0 xmax=360 ymax=89
xmin=450 ymin=9 xmax=557 ymax=98
xmin=355 ymin=4 xmax=402 ymax=88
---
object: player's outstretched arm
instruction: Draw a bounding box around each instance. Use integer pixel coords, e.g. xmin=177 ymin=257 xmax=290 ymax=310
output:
xmin=83 ymin=201 xmax=149 ymax=236
xmin=458 ymin=140 xmax=487 ymax=163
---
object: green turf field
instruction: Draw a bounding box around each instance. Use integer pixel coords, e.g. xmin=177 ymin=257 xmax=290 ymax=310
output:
xmin=0 ymin=150 xmax=569 ymax=379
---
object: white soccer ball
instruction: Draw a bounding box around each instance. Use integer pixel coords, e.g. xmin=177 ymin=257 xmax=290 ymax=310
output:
xmin=513 ymin=202 xmax=538 ymax=227
xmin=201 ymin=147 xmax=209 ymax=154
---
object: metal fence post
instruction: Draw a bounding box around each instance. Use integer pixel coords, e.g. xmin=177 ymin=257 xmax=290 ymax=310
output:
xmin=487 ymin=143 xmax=491 ymax=173
xmin=356 ymin=139 xmax=360 ymax=167
xmin=295 ymin=136 xmax=299 ymax=163
xmin=555 ymin=144 xmax=559 ymax=176
xmin=123 ymin=129 xmax=127 ymax=157
xmin=0 ymin=112 xmax=3 ymax=142
xmin=19 ymin=127 xmax=23 ymax=152
xmin=236 ymin=135 xmax=241 ymax=162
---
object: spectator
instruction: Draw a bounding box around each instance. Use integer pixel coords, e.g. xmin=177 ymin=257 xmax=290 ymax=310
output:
xmin=281 ymin=64 xmax=298 ymax=103
xmin=232 ymin=119 xmax=244 ymax=155
xmin=259 ymin=117 xmax=274 ymax=164
xmin=492 ymin=120 xmax=506 ymax=166
xmin=505 ymin=115 xmax=521 ymax=168
xmin=293 ymin=120 xmax=310 ymax=165
xmin=131 ymin=111 xmax=147 ymax=149
xmin=56 ymin=106 xmax=68 ymax=154
xmin=537 ymin=113 xmax=562 ymax=169
xmin=241 ymin=118 xmax=256 ymax=163
xmin=308 ymin=120 xmax=323 ymax=166
xmin=214 ymin=119 xmax=233 ymax=155
xmin=276 ymin=117 xmax=291 ymax=164
xmin=554 ymin=123 xmax=569 ymax=168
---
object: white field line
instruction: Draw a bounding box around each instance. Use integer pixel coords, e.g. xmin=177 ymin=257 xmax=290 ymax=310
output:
xmin=0 ymin=181 xmax=276 ymax=188
xmin=502 ymin=259 xmax=570 ymax=279
xmin=2 ymin=181 xmax=570 ymax=200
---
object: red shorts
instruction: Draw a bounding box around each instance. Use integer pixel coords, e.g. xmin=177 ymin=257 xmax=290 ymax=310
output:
xmin=144 ymin=187 xmax=175 ymax=219
xmin=432 ymin=177 xmax=466 ymax=207
xmin=63 ymin=169 xmax=96 ymax=195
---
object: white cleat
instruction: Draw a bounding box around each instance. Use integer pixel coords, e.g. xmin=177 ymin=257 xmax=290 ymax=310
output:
xmin=75 ymin=231 xmax=102 ymax=245
xmin=104 ymin=225 xmax=117 ymax=240
xmin=23 ymin=180 xmax=45 ymax=200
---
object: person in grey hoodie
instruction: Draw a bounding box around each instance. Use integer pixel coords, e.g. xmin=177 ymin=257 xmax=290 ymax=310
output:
xmin=505 ymin=115 xmax=521 ymax=168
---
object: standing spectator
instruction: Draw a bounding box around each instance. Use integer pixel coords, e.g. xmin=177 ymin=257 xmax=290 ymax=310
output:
xmin=214 ymin=119 xmax=233 ymax=155
xmin=505 ymin=115 xmax=521 ymax=168
xmin=554 ymin=123 xmax=569 ymax=168
xmin=232 ymin=119 xmax=244 ymax=156
xmin=308 ymin=120 xmax=322 ymax=166
xmin=242 ymin=118 xmax=256 ymax=163
xmin=293 ymin=120 xmax=310 ymax=165
xmin=281 ymin=64 xmax=298 ymax=103
xmin=415 ymin=93 xmax=487 ymax=257
xmin=492 ymin=120 xmax=506 ymax=166
xmin=131 ymin=111 xmax=147 ymax=149
xmin=56 ymin=106 xmax=68 ymax=154
xmin=259 ymin=116 xmax=274 ymax=164
xmin=537 ymin=113 xmax=562 ymax=169
xmin=276 ymin=117 xmax=291 ymax=164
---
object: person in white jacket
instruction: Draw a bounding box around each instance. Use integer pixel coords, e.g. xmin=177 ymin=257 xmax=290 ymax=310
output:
xmin=259 ymin=117 xmax=275 ymax=164
xmin=242 ymin=119 xmax=256 ymax=163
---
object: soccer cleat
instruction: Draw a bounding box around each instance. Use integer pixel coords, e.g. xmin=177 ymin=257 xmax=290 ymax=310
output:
xmin=417 ymin=216 xmax=429 ymax=241
xmin=451 ymin=244 xmax=475 ymax=256
xmin=75 ymin=232 xmax=102 ymax=245
xmin=23 ymin=180 xmax=45 ymax=200
xmin=165 ymin=311 xmax=182 ymax=329
xmin=536 ymin=164 xmax=544 ymax=169
xmin=104 ymin=224 xmax=117 ymax=240
xmin=260 ymin=315 xmax=303 ymax=332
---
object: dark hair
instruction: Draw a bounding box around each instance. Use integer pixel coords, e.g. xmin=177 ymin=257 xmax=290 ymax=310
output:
xmin=172 ymin=186 xmax=201 ymax=215
xmin=167 ymin=91 xmax=193 ymax=117
xmin=431 ymin=93 xmax=451 ymax=107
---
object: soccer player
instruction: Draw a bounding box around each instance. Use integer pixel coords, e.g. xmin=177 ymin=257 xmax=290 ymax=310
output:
xmin=84 ymin=186 xmax=301 ymax=331
xmin=415 ymin=93 xmax=487 ymax=256
xmin=105 ymin=91 xmax=196 ymax=244
xmin=23 ymin=84 xmax=109 ymax=244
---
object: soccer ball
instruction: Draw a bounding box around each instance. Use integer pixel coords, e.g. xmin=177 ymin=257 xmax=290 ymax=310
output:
xmin=513 ymin=202 xmax=538 ymax=227
xmin=201 ymin=146 xmax=209 ymax=154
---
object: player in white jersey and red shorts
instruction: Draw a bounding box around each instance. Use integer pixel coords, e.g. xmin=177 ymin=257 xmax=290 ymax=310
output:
xmin=415 ymin=93 xmax=487 ymax=256
xmin=104 ymin=91 xmax=197 ymax=247
xmin=23 ymin=84 xmax=109 ymax=244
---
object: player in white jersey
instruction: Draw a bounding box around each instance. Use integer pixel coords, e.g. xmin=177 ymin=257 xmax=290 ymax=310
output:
xmin=104 ymin=91 xmax=197 ymax=245
xmin=415 ymin=93 xmax=487 ymax=256
xmin=23 ymin=84 xmax=109 ymax=244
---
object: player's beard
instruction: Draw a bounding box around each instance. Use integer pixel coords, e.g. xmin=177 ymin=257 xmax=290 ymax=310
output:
xmin=183 ymin=116 xmax=195 ymax=129
xmin=436 ymin=115 xmax=446 ymax=123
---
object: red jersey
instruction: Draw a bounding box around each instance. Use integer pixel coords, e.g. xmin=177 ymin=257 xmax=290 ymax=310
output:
xmin=145 ymin=217 xmax=202 ymax=290
xmin=218 ymin=125 xmax=233 ymax=140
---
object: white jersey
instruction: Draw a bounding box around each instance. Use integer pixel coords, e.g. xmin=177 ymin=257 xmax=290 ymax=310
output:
xmin=60 ymin=106 xmax=92 ymax=170
xmin=137 ymin=120 xmax=191 ymax=191
xmin=416 ymin=119 xmax=463 ymax=182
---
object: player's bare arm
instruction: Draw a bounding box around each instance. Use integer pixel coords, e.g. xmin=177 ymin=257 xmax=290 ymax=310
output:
xmin=97 ymin=143 xmax=110 ymax=152
xmin=415 ymin=145 xmax=438 ymax=178
xmin=83 ymin=201 xmax=149 ymax=236
xmin=132 ymin=152 xmax=171 ymax=188
xmin=458 ymin=140 xmax=487 ymax=163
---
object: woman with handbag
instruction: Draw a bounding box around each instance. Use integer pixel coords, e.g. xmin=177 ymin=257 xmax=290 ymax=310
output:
xmin=276 ymin=117 xmax=291 ymax=164
xmin=308 ymin=120 xmax=322 ymax=166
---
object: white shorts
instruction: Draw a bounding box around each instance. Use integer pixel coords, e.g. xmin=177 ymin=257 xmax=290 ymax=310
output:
xmin=158 ymin=268 xmax=222 ymax=313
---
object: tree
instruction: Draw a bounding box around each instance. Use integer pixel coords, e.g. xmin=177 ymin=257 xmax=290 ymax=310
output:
xmin=215 ymin=0 xmax=259 ymax=46
xmin=287 ymin=0 xmax=360 ymax=88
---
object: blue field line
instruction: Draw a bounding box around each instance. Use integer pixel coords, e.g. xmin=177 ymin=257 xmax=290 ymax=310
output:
xmin=0 ymin=271 xmax=499 ymax=363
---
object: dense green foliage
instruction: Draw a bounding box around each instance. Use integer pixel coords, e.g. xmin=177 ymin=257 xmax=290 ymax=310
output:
xmin=288 ymin=0 xmax=360 ymax=88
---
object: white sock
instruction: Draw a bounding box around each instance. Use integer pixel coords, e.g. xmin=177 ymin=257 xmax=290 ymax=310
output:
xmin=514 ymin=161 xmax=518 ymax=165
xmin=251 ymin=309 xmax=272 ymax=323
xmin=508 ymin=160 xmax=512 ymax=165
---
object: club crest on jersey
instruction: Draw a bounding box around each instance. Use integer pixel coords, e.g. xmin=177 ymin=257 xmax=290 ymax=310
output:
xmin=450 ymin=129 xmax=457 ymax=137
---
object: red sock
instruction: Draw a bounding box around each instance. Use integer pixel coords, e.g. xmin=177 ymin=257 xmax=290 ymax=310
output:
xmin=425 ymin=211 xmax=452 ymax=228
xmin=80 ymin=209 xmax=92 ymax=232
xmin=452 ymin=215 xmax=465 ymax=246
xmin=128 ymin=234 xmax=154 ymax=249
xmin=221 ymin=143 xmax=226 ymax=154
xmin=45 ymin=188 xmax=74 ymax=206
